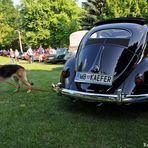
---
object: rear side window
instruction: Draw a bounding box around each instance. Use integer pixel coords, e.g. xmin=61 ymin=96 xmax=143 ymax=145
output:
xmin=90 ymin=29 xmax=131 ymax=39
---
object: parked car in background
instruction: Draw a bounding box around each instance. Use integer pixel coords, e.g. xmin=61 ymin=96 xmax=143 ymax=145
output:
xmin=46 ymin=48 xmax=68 ymax=64
xmin=64 ymin=51 xmax=76 ymax=61
xmin=21 ymin=50 xmax=39 ymax=61
xmin=42 ymin=53 xmax=49 ymax=62
xmin=41 ymin=47 xmax=55 ymax=62
xmin=0 ymin=50 xmax=10 ymax=56
xmin=21 ymin=52 xmax=29 ymax=60
xmin=53 ymin=17 xmax=148 ymax=104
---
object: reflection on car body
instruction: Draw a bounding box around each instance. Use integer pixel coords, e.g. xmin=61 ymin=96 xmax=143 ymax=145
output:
xmin=64 ymin=51 xmax=75 ymax=61
xmin=52 ymin=17 xmax=148 ymax=104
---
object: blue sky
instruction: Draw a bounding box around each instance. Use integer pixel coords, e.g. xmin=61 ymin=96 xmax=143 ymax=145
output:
xmin=12 ymin=0 xmax=20 ymax=6
xmin=12 ymin=0 xmax=86 ymax=6
xmin=77 ymin=0 xmax=86 ymax=6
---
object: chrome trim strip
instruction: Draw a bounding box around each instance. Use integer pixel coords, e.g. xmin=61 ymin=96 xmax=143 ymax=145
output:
xmin=52 ymin=83 xmax=148 ymax=103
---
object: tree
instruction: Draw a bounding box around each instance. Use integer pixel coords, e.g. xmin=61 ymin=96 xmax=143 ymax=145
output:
xmin=0 ymin=0 xmax=20 ymax=49
xmin=82 ymin=0 xmax=106 ymax=27
xmin=104 ymin=0 xmax=148 ymax=19
xmin=20 ymin=0 xmax=82 ymax=49
xmin=82 ymin=0 xmax=148 ymax=27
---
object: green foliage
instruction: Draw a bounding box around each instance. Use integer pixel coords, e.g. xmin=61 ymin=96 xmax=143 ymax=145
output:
xmin=20 ymin=0 xmax=82 ymax=48
xmin=105 ymin=0 xmax=147 ymax=19
xmin=0 ymin=0 xmax=147 ymax=49
xmin=82 ymin=0 xmax=148 ymax=26
xmin=0 ymin=56 xmax=148 ymax=148
xmin=0 ymin=0 xmax=20 ymax=49
xmin=82 ymin=0 xmax=106 ymax=27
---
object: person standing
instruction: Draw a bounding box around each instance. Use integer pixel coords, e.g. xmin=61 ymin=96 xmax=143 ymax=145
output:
xmin=14 ymin=49 xmax=20 ymax=63
xmin=38 ymin=45 xmax=44 ymax=62
xmin=9 ymin=48 xmax=15 ymax=64
xmin=27 ymin=47 xmax=34 ymax=63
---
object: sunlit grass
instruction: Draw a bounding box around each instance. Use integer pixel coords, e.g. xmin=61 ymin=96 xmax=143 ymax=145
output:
xmin=0 ymin=56 xmax=148 ymax=148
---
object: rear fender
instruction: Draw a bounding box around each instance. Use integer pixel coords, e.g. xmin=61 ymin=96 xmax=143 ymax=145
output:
xmin=60 ymin=57 xmax=76 ymax=88
xmin=118 ymin=58 xmax=148 ymax=95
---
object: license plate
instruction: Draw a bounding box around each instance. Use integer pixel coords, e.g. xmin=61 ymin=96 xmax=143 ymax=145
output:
xmin=75 ymin=72 xmax=113 ymax=86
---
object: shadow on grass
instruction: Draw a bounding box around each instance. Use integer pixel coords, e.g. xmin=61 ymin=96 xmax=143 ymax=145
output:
xmin=57 ymin=96 xmax=148 ymax=120
xmin=18 ymin=67 xmax=148 ymax=120
xmin=1 ymin=65 xmax=148 ymax=121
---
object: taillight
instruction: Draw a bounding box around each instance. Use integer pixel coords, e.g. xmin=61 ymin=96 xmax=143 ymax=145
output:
xmin=135 ymin=73 xmax=143 ymax=86
xmin=61 ymin=69 xmax=70 ymax=78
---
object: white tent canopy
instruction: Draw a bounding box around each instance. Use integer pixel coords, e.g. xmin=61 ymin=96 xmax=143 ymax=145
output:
xmin=69 ymin=30 xmax=88 ymax=53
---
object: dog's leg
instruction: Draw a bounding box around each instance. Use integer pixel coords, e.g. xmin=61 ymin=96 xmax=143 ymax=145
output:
xmin=20 ymin=78 xmax=32 ymax=93
xmin=13 ymin=76 xmax=20 ymax=92
xmin=16 ymin=68 xmax=32 ymax=93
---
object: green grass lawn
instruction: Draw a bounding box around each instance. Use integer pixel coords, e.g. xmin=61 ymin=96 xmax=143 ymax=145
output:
xmin=0 ymin=56 xmax=148 ymax=148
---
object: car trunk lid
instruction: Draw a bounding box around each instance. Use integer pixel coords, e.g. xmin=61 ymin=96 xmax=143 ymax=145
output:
xmin=74 ymin=38 xmax=136 ymax=93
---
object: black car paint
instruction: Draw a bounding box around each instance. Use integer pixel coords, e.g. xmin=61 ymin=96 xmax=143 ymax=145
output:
xmin=60 ymin=18 xmax=148 ymax=97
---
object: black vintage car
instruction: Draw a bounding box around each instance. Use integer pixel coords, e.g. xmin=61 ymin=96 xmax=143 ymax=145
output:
xmin=52 ymin=17 xmax=148 ymax=104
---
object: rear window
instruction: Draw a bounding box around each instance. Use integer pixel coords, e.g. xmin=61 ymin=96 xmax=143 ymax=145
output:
xmin=90 ymin=29 xmax=131 ymax=39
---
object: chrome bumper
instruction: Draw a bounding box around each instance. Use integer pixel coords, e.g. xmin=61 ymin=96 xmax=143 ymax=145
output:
xmin=52 ymin=83 xmax=148 ymax=103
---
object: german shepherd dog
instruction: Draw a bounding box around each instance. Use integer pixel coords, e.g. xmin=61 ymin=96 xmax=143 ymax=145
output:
xmin=0 ymin=64 xmax=33 ymax=92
